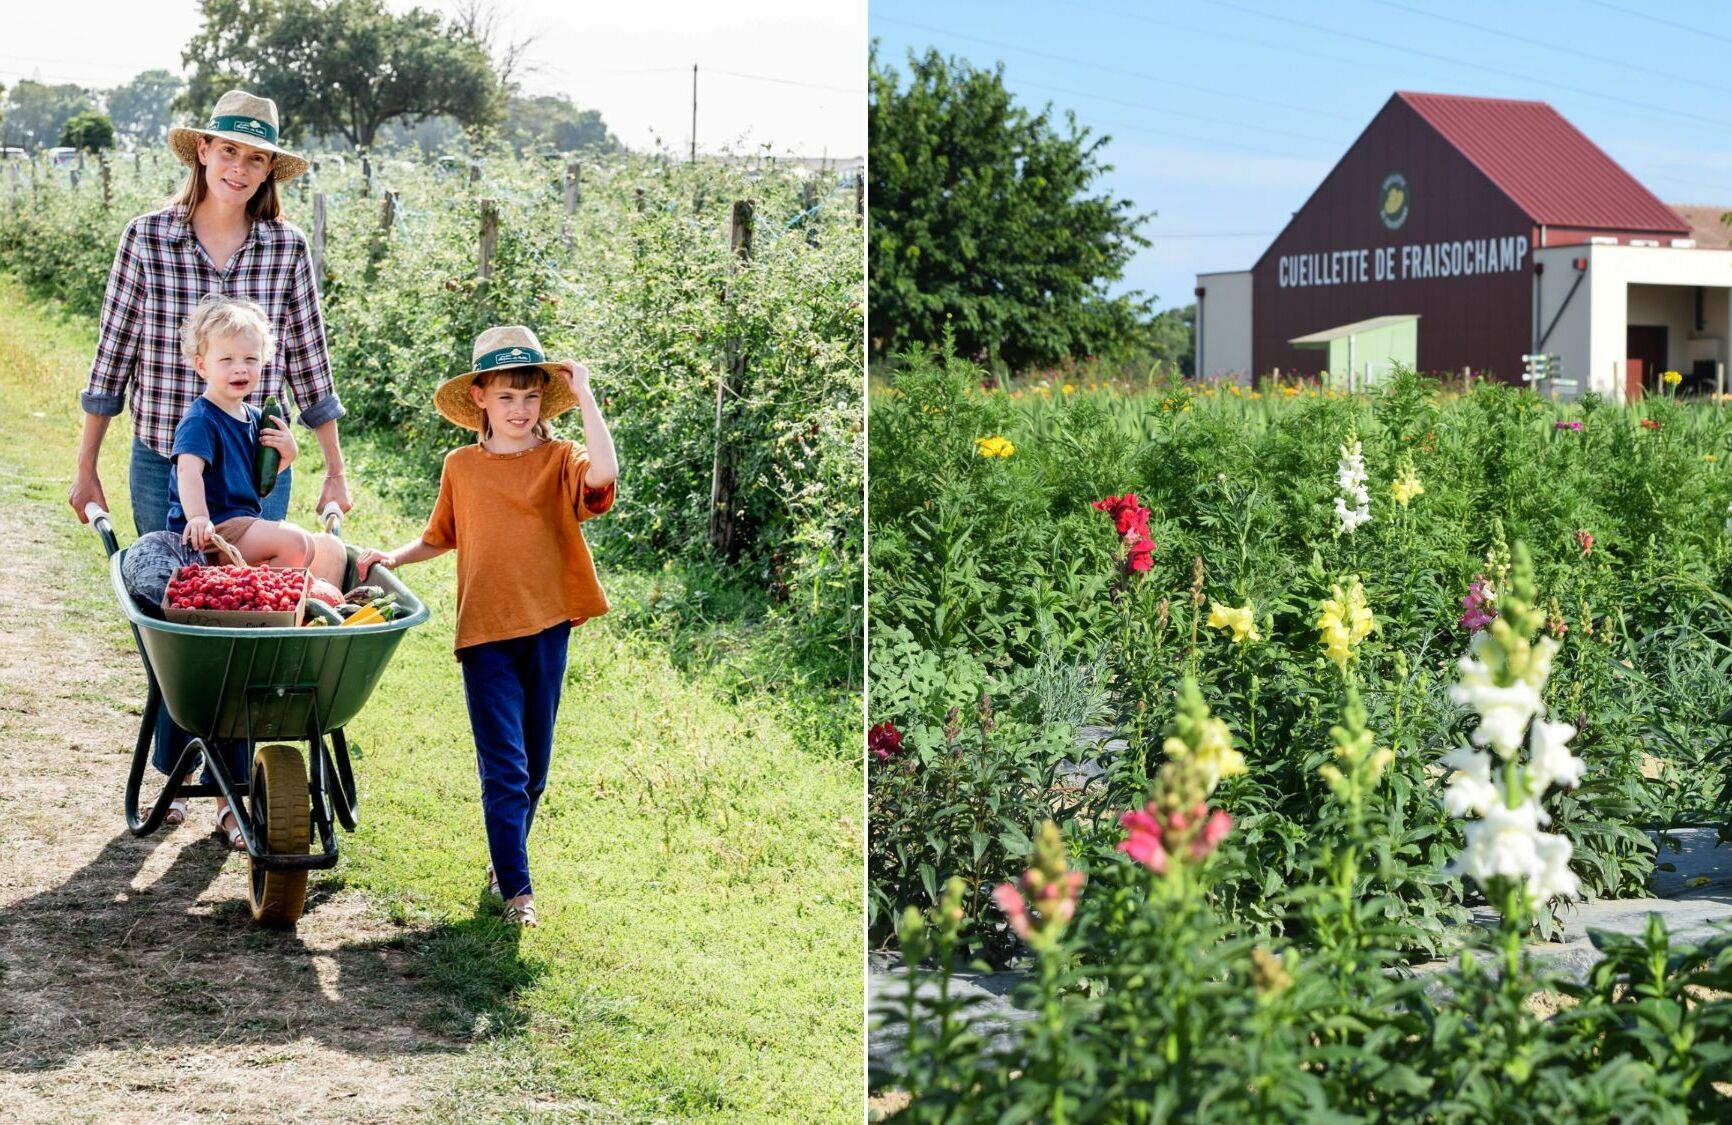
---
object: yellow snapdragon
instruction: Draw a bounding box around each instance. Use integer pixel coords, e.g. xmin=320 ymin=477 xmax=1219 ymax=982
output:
xmin=1206 ymin=600 xmax=1261 ymax=644
xmin=1318 ymin=578 xmax=1376 ymax=669
xmin=974 ymin=435 xmax=1015 ymax=458
xmin=1391 ymin=462 xmax=1424 ymax=507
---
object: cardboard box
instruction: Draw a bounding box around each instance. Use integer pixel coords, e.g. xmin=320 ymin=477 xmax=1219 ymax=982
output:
xmin=161 ymin=565 xmax=309 ymax=629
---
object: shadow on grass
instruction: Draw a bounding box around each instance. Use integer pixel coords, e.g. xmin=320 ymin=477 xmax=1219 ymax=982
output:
xmin=0 ymin=829 xmax=544 ymax=1072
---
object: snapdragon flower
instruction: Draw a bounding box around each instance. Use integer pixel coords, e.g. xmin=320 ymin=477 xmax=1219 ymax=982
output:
xmin=1440 ymin=544 xmax=1583 ymax=909
xmin=1333 ymin=440 xmax=1371 ymax=534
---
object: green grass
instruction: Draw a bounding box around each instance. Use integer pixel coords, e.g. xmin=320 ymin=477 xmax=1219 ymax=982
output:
xmin=0 ymin=278 xmax=864 ymax=1122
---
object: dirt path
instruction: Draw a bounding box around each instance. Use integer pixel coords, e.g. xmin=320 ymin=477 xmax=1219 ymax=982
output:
xmin=0 ymin=487 xmax=466 ymax=1122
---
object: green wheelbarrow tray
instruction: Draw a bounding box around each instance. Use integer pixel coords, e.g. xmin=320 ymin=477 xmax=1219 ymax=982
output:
xmin=106 ymin=543 xmax=429 ymax=741
xmin=87 ymin=501 xmax=429 ymax=923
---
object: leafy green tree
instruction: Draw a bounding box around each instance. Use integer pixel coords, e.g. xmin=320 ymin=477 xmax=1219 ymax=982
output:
xmin=105 ymin=70 xmax=186 ymax=143
xmin=503 ymin=94 xmax=620 ymax=155
xmin=1144 ymin=303 xmax=1196 ymax=377
xmin=869 ymin=45 xmax=1152 ymax=371
xmin=59 ymin=112 xmax=117 ymax=152
xmin=2 ymin=80 xmax=97 ymax=151
xmin=180 ymin=0 xmax=502 ymax=149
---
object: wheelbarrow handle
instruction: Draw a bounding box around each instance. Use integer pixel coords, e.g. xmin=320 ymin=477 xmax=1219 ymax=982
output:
xmin=322 ymin=501 xmax=342 ymax=539
xmin=85 ymin=502 xmax=120 ymax=559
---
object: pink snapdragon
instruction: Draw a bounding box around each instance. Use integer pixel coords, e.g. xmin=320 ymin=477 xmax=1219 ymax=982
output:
xmin=1117 ymin=800 xmax=1232 ymax=875
xmin=1554 ymin=420 xmax=1583 ymax=432
xmin=1460 ymin=576 xmax=1497 ymax=633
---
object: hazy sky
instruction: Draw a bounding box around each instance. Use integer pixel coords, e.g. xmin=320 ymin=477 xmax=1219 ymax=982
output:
xmin=0 ymin=0 xmax=865 ymax=158
xmin=873 ymin=0 xmax=1732 ymax=312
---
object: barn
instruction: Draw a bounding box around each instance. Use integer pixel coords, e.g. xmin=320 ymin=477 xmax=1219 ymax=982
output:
xmin=1195 ymin=91 xmax=1732 ymax=400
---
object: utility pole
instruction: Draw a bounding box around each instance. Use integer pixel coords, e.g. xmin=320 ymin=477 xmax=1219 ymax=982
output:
xmin=690 ymin=64 xmax=698 ymax=164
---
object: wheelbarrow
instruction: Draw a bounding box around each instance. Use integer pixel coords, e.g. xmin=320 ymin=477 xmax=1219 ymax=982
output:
xmin=87 ymin=501 xmax=429 ymax=925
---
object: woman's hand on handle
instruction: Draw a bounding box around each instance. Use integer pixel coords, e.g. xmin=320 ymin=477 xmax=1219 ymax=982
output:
xmin=317 ymin=474 xmax=353 ymax=518
xmin=69 ymin=470 xmax=108 ymax=524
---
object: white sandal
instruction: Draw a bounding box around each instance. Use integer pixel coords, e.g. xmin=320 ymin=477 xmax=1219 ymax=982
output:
xmin=502 ymin=895 xmax=537 ymax=928
xmin=214 ymin=802 xmax=246 ymax=852
xmin=165 ymin=795 xmax=190 ymax=826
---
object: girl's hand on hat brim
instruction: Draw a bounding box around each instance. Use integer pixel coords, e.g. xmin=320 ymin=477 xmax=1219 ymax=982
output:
xmin=555 ymin=359 xmax=590 ymax=397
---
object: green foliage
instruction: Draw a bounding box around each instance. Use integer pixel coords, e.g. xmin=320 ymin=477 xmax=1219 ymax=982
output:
xmin=58 ymin=112 xmax=116 ymax=153
xmin=501 ymin=94 xmax=620 ymax=156
xmin=868 ymin=45 xmax=1152 ymax=370
xmin=878 ymin=689 xmax=1729 ymax=1121
xmin=1 ymin=79 xmax=96 ymax=149
xmin=0 ymin=147 xmax=862 ymax=693
xmin=180 ymin=0 xmax=502 ymax=147
xmin=868 ymin=349 xmax=1732 ymax=957
xmin=103 ymin=70 xmax=185 ymax=143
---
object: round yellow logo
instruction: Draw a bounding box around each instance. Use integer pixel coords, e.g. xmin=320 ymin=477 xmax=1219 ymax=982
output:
xmin=1380 ymin=173 xmax=1409 ymax=230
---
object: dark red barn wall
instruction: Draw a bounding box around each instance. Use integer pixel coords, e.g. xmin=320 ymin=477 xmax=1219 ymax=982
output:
xmin=1251 ymin=96 xmax=1534 ymax=382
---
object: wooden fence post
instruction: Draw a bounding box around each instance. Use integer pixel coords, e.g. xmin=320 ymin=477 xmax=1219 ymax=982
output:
xmin=468 ymin=160 xmax=482 ymax=187
xmin=99 ymin=154 xmax=111 ymax=210
xmin=366 ymin=189 xmax=397 ymax=279
xmin=855 ymin=171 xmax=863 ymax=225
xmin=709 ymin=200 xmax=755 ymax=557
xmin=562 ymin=161 xmax=580 ymax=249
xmin=133 ymin=151 xmax=141 ymax=180
xmin=478 ymin=197 xmax=499 ymax=282
xmin=801 ymin=180 xmax=818 ymax=248
xmin=360 ymin=148 xmax=372 ymax=197
xmin=311 ymin=193 xmax=327 ymax=297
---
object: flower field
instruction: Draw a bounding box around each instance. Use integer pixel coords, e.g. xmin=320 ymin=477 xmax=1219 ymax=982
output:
xmin=868 ymin=351 xmax=1732 ymax=1118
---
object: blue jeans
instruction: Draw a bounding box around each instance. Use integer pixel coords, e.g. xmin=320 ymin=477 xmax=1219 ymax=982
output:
xmin=458 ymin=622 xmax=572 ymax=900
xmin=132 ymin=438 xmax=291 ymax=783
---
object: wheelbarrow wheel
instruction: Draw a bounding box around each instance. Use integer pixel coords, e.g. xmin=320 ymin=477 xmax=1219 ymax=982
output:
xmin=248 ymin=744 xmax=311 ymax=927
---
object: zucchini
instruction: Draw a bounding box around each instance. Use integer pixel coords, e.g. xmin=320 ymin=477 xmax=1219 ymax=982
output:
xmin=256 ymin=395 xmax=285 ymax=497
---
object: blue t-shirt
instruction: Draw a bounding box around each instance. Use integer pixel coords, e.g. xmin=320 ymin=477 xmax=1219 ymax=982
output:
xmin=167 ymin=397 xmax=264 ymax=532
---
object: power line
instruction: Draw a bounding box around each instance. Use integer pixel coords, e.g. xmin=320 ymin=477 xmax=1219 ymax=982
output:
xmin=1006 ymin=77 xmax=1338 ymax=145
xmin=1366 ymin=0 xmax=1732 ymax=98
xmin=1578 ymin=0 xmax=1732 ymax=47
xmin=1199 ymin=0 xmax=1732 ymax=133
xmin=874 ymin=14 xmax=1357 ymax=125
xmin=706 ymin=68 xmax=861 ymax=95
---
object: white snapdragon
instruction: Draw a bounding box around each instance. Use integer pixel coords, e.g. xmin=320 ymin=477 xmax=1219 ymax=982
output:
xmin=1333 ymin=440 xmax=1371 ymax=534
xmin=1439 ymin=546 xmax=1583 ymax=909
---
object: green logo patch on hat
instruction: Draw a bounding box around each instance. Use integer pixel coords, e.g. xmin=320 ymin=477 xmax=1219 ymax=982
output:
xmin=207 ymin=114 xmax=279 ymax=144
xmin=476 ymin=345 xmax=546 ymax=371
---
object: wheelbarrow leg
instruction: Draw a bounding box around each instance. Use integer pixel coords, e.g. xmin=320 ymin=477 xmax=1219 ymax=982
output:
xmin=319 ymin=728 xmax=359 ymax=832
xmin=124 ymin=683 xmax=201 ymax=837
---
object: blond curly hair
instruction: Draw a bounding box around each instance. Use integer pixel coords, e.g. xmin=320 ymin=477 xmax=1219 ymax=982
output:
xmin=179 ymin=294 xmax=276 ymax=365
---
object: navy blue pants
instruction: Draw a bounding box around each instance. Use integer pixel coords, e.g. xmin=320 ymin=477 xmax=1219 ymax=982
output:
xmin=133 ymin=437 xmax=291 ymax=784
xmin=458 ymin=621 xmax=571 ymax=900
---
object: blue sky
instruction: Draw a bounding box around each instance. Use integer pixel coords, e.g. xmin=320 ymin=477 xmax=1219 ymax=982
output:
xmin=871 ymin=0 xmax=1732 ymax=314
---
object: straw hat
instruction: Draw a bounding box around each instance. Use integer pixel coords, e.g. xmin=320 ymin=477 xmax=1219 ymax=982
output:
xmin=168 ymin=90 xmax=309 ymax=182
xmin=434 ymin=326 xmax=577 ymax=432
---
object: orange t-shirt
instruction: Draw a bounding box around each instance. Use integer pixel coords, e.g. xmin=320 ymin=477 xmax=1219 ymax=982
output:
xmin=421 ymin=439 xmax=615 ymax=655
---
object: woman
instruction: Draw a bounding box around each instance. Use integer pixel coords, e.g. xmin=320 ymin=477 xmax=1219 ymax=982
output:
xmin=66 ymin=89 xmax=352 ymax=846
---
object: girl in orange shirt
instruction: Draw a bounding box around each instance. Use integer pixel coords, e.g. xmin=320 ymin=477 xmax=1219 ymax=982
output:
xmin=357 ymin=326 xmax=618 ymax=928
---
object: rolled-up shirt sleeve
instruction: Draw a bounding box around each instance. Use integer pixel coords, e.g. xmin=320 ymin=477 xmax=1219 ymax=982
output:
xmin=277 ymin=234 xmax=344 ymax=429
xmin=83 ymin=220 xmax=147 ymax=416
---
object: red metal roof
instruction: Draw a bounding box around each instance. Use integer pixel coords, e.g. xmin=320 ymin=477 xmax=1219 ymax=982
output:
xmin=1397 ymin=91 xmax=1689 ymax=234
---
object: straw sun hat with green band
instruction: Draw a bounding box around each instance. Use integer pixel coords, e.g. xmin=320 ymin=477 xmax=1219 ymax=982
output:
xmin=167 ymin=90 xmax=310 ymax=182
xmin=434 ymin=325 xmax=578 ymax=433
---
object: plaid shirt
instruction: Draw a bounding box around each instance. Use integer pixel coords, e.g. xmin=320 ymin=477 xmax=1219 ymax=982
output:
xmin=82 ymin=205 xmax=344 ymax=457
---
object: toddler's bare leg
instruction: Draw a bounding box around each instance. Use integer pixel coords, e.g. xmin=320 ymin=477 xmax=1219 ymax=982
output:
xmin=308 ymin=532 xmax=347 ymax=590
xmin=231 ymin=522 xmax=315 ymax=570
